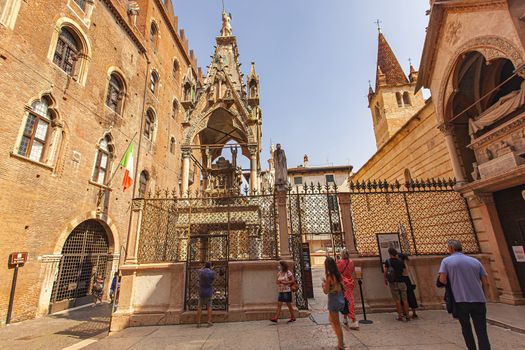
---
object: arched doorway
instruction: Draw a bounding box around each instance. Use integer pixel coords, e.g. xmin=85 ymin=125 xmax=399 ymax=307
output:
xmin=49 ymin=220 xmax=112 ymax=313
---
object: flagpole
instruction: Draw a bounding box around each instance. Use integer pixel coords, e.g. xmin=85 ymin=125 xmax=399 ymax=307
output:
xmin=106 ymin=132 xmax=138 ymax=188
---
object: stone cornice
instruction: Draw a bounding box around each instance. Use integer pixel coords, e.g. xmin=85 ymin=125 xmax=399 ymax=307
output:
xmin=100 ymin=0 xmax=146 ymax=53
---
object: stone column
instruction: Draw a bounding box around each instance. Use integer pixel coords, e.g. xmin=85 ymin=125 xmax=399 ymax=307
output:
xmin=468 ymin=192 xmax=525 ymax=304
xmin=124 ymin=199 xmax=144 ymax=264
xmin=249 ymin=145 xmax=258 ymax=194
xmin=181 ymin=147 xmax=192 ymax=197
xmin=337 ymin=193 xmax=358 ymax=257
xmin=438 ymin=123 xmax=466 ymax=184
xmin=36 ymin=254 xmax=62 ymax=317
xmin=277 ymin=190 xmax=291 ymax=259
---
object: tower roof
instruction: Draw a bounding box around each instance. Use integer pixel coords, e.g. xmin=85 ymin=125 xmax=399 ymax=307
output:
xmin=375 ymin=32 xmax=409 ymax=88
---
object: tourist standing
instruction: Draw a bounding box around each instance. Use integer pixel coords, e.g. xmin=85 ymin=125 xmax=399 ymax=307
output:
xmin=110 ymin=272 xmax=119 ymax=304
xmin=271 ymin=260 xmax=296 ymax=323
xmin=398 ymin=253 xmax=418 ymax=318
xmin=92 ymin=274 xmax=104 ymax=306
xmin=337 ymin=249 xmax=359 ymax=330
xmin=438 ymin=240 xmax=491 ymax=350
xmin=323 ymin=257 xmax=345 ymax=350
xmin=384 ymin=247 xmax=410 ymax=321
xmin=197 ymin=262 xmax=216 ymax=327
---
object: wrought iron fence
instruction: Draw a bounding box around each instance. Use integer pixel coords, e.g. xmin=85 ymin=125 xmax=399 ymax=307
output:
xmin=348 ymin=178 xmax=480 ymax=256
xmin=136 ymin=191 xmax=279 ymax=264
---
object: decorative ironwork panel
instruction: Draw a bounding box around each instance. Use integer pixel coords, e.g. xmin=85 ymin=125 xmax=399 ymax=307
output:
xmin=348 ymin=178 xmax=479 ymax=256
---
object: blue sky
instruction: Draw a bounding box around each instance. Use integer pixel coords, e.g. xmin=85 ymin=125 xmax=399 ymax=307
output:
xmin=173 ymin=0 xmax=431 ymax=171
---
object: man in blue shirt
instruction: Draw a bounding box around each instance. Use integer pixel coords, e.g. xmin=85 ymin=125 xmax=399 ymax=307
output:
xmin=439 ymin=240 xmax=490 ymax=350
xmin=197 ymin=262 xmax=216 ymax=327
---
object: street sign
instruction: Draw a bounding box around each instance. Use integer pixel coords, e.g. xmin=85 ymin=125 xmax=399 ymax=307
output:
xmin=9 ymin=252 xmax=28 ymax=265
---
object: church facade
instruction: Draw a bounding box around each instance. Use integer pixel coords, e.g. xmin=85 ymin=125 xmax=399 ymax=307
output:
xmin=0 ymin=0 xmax=200 ymax=323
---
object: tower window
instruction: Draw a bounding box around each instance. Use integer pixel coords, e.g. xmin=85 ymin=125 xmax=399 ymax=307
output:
xmin=150 ymin=22 xmax=158 ymax=50
xmin=403 ymin=92 xmax=412 ymax=106
xmin=374 ymin=104 xmax=381 ymax=123
xmin=150 ymin=71 xmax=159 ymax=94
xmin=138 ymin=170 xmax=149 ymax=197
xmin=396 ymin=92 xmax=403 ymax=107
xmin=169 ymin=137 xmax=176 ymax=154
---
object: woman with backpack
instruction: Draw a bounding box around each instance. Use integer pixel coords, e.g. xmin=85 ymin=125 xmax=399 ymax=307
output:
xmin=337 ymin=249 xmax=359 ymax=330
xmin=323 ymin=257 xmax=345 ymax=350
xmin=270 ymin=260 xmax=296 ymax=323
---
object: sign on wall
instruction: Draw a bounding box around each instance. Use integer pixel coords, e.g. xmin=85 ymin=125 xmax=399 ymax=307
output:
xmin=512 ymin=246 xmax=525 ymax=263
xmin=9 ymin=252 xmax=28 ymax=266
xmin=376 ymin=233 xmax=401 ymax=271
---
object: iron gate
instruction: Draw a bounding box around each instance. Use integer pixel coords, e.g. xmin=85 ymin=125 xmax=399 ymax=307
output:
xmin=287 ymin=184 xmax=345 ymax=310
xmin=50 ymin=220 xmax=111 ymax=313
xmin=185 ymin=233 xmax=229 ymax=311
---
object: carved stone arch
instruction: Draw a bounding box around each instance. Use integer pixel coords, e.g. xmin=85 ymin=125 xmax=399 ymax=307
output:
xmin=437 ymin=35 xmax=525 ymax=123
xmin=182 ymin=106 xmax=255 ymax=146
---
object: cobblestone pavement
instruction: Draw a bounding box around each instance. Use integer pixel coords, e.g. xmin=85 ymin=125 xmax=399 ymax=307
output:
xmin=0 ymin=303 xmax=111 ymax=350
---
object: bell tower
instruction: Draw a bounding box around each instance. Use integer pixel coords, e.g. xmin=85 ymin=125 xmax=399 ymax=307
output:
xmin=368 ymin=28 xmax=425 ymax=149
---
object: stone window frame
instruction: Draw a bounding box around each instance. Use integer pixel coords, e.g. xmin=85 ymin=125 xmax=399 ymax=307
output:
xmin=91 ymin=133 xmax=115 ymax=186
xmin=47 ymin=18 xmax=92 ymax=86
xmin=104 ymin=68 xmax=128 ymax=115
xmin=172 ymin=58 xmax=180 ymax=81
xmin=0 ymin=0 xmax=22 ymax=29
xmin=149 ymin=20 xmax=160 ymax=53
xmin=12 ymin=93 xmax=64 ymax=170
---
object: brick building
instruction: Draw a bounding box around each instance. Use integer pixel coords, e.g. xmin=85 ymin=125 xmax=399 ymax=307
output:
xmin=0 ymin=0 xmax=200 ymax=323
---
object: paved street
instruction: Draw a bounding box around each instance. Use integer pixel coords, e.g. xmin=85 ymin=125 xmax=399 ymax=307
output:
xmin=80 ymin=310 xmax=525 ymax=350
xmin=1 ymin=268 xmax=525 ymax=349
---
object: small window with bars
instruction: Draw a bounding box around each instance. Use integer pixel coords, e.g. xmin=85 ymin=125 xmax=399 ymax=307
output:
xmin=293 ymin=176 xmax=303 ymax=185
xmin=144 ymin=109 xmax=155 ymax=140
xmin=325 ymin=174 xmax=335 ymax=184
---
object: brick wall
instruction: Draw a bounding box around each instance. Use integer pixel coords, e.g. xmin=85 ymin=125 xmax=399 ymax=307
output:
xmin=0 ymin=0 xmax=196 ymax=323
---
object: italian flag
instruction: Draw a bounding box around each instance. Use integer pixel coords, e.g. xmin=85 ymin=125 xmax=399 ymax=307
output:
xmin=121 ymin=143 xmax=134 ymax=191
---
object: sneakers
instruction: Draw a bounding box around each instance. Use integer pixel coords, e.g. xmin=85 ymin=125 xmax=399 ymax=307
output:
xmin=287 ymin=318 xmax=296 ymax=323
xmin=270 ymin=317 xmax=278 ymax=323
xmin=349 ymin=320 xmax=359 ymax=330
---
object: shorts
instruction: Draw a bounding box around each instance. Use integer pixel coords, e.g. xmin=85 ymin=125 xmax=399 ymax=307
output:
xmin=389 ymin=282 xmax=408 ymax=302
xmin=198 ymin=296 xmax=211 ymax=308
xmin=278 ymin=292 xmax=292 ymax=303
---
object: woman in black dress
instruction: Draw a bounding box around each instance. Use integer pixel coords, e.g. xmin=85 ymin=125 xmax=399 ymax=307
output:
xmin=398 ymin=253 xmax=418 ymax=318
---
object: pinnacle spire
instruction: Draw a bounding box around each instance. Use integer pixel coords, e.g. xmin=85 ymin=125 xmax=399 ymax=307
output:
xmin=375 ymin=31 xmax=409 ymax=89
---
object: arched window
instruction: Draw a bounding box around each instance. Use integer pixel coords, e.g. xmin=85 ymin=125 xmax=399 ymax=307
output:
xmin=374 ymin=104 xmax=381 ymax=123
xmin=138 ymin=170 xmax=149 ymax=197
xmin=150 ymin=22 xmax=158 ymax=50
xmin=18 ymin=97 xmax=54 ymax=162
xmin=172 ymin=99 xmax=179 ymax=119
xmin=172 ymin=60 xmax=179 ymax=80
xmin=396 ymin=92 xmax=403 ymax=107
xmin=53 ymin=27 xmax=81 ymax=76
xmin=169 ymin=137 xmax=176 ymax=154
xmin=183 ymin=82 xmax=192 ymax=101
xmin=150 ymin=71 xmax=159 ymax=94
xmin=403 ymin=92 xmax=412 ymax=106
xmin=106 ymin=72 xmax=125 ymax=113
xmin=144 ymin=109 xmax=155 ymax=140
xmin=92 ymin=135 xmax=113 ymax=185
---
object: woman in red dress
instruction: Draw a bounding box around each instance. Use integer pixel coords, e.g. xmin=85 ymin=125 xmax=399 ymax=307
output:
xmin=337 ymin=249 xmax=359 ymax=330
